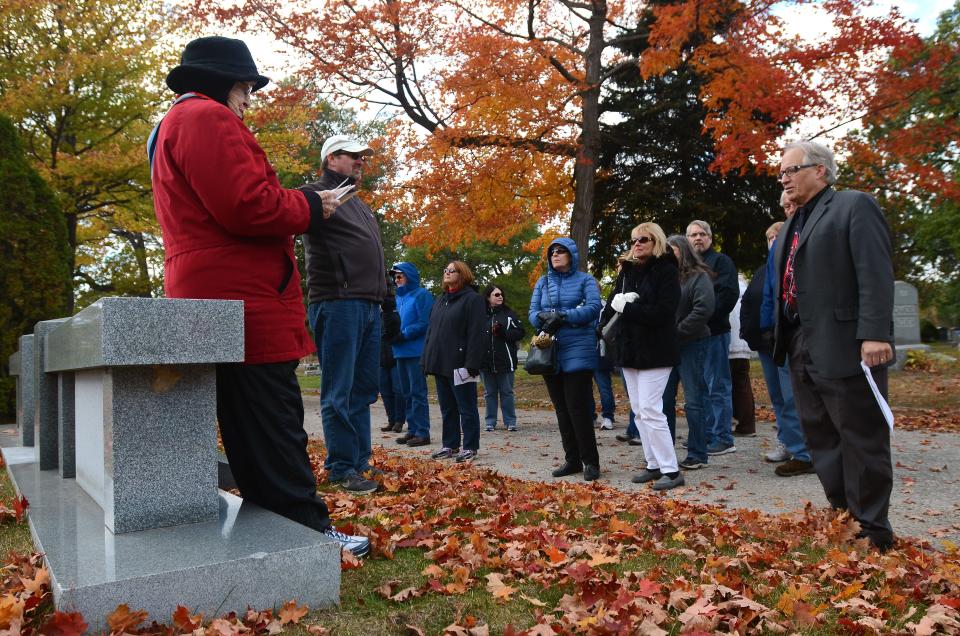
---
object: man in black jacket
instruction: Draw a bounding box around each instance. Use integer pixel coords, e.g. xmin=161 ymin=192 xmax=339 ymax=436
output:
xmin=302 ymin=135 xmax=387 ymax=495
xmin=686 ymin=220 xmax=739 ymax=456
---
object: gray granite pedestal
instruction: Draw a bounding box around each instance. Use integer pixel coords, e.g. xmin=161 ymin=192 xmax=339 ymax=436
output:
xmin=3 ymin=449 xmax=340 ymax=631
xmin=10 ymin=335 xmax=36 ymax=446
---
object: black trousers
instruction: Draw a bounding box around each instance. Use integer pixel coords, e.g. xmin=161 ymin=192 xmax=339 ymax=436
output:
xmin=216 ymin=361 xmax=331 ymax=532
xmin=786 ymin=327 xmax=893 ymax=543
xmin=543 ymin=370 xmax=599 ymax=467
xmin=730 ymin=358 xmax=755 ymax=432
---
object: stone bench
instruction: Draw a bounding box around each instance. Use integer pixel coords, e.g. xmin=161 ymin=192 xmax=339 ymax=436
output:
xmin=3 ymin=297 xmax=340 ymax=629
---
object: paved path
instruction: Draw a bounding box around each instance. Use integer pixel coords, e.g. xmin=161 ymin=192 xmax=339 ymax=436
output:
xmin=302 ymin=394 xmax=960 ymax=548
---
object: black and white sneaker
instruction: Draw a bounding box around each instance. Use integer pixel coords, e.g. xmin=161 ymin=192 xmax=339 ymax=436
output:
xmin=324 ymin=528 xmax=371 ymax=558
xmin=678 ymin=457 xmax=707 ymax=470
xmin=431 ymin=447 xmax=458 ymax=460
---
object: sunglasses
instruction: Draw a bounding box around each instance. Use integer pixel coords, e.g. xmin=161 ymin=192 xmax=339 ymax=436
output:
xmin=550 ymin=247 xmax=569 ymax=255
xmin=631 ymin=236 xmax=652 ymax=245
xmin=333 ymin=150 xmax=368 ymax=162
xmin=491 ymin=292 xmax=502 ymax=297
xmin=443 ymin=267 xmax=458 ymax=274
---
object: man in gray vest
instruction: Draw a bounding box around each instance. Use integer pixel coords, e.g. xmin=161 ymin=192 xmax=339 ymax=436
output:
xmin=302 ymin=135 xmax=387 ymax=494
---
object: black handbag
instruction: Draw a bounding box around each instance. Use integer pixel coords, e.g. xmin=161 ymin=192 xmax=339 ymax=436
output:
xmin=524 ymin=339 xmax=557 ymax=375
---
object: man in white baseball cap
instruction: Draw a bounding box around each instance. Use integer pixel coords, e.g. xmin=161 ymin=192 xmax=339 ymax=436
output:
xmin=302 ymin=135 xmax=386 ymax=495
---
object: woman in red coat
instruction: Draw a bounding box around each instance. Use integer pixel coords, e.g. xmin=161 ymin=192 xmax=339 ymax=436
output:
xmin=151 ymin=36 xmax=368 ymax=557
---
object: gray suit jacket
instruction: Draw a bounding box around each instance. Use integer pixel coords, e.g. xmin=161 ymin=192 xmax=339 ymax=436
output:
xmin=772 ymin=187 xmax=894 ymax=379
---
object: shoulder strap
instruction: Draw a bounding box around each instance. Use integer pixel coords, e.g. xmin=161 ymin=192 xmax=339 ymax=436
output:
xmin=147 ymin=93 xmax=200 ymax=176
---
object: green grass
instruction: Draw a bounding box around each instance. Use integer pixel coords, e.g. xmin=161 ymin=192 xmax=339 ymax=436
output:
xmin=0 ymin=465 xmax=35 ymax=558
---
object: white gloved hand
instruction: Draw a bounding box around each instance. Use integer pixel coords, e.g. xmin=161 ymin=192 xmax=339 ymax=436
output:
xmin=610 ymin=292 xmax=639 ymax=313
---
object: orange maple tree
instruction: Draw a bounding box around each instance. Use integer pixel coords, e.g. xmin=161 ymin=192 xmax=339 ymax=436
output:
xmin=192 ymin=0 xmax=946 ymax=267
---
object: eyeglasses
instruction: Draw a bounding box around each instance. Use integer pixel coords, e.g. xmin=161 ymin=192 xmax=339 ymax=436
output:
xmin=394 ymin=273 xmax=405 ymax=279
xmin=550 ymin=247 xmax=569 ymax=256
xmin=778 ymin=163 xmax=818 ymax=179
xmin=491 ymin=292 xmax=502 ymax=297
xmin=630 ymin=236 xmax=652 ymax=245
xmin=443 ymin=267 xmax=458 ymax=274
xmin=334 ymin=150 xmax=368 ymax=162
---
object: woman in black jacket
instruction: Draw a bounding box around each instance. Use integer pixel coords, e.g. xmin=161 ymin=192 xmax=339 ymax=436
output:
xmin=480 ymin=285 xmax=525 ymax=432
xmin=599 ymin=222 xmax=684 ymax=492
xmin=421 ymin=261 xmax=487 ymax=463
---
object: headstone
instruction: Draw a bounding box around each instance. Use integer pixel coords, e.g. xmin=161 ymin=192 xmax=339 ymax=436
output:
xmin=893 ymin=281 xmax=921 ymax=345
xmin=34 ymin=319 xmax=68 ymax=469
xmin=892 ymin=281 xmax=930 ymax=369
xmin=44 ymin=297 xmax=243 ymax=533
xmin=3 ymin=297 xmax=342 ymax=628
xmin=12 ymin=335 xmax=35 ymax=446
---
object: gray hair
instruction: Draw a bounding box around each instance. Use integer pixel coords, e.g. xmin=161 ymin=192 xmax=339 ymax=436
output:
xmin=667 ymin=234 xmax=714 ymax=282
xmin=687 ymin=220 xmax=712 ymax=237
xmin=784 ymin=140 xmax=837 ymax=185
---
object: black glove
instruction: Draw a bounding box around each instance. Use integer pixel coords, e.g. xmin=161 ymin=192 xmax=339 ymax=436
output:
xmin=467 ymin=368 xmax=480 ymax=377
xmin=540 ymin=311 xmax=565 ymax=336
xmin=759 ymin=329 xmax=775 ymax=352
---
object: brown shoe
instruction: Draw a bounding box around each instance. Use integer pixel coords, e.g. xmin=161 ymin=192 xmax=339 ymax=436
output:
xmin=775 ymin=458 xmax=816 ymax=477
xmin=406 ymin=436 xmax=431 ymax=447
xmin=392 ymin=422 xmax=405 ymax=433
xmin=380 ymin=422 xmax=395 ymax=432
xmin=396 ymin=433 xmax=413 ymax=445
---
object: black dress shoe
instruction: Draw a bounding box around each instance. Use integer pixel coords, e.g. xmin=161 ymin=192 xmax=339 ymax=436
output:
xmin=551 ymin=462 xmax=582 ymax=478
xmin=583 ymin=464 xmax=600 ymax=481
xmin=395 ymin=433 xmax=413 ymax=444
xmin=392 ymin=422 xmax=405 ymax=433
xmin=380 ymin=422 xmax=395 ymax=432
xmin=406 ymin=436 xmax=431 ymax=447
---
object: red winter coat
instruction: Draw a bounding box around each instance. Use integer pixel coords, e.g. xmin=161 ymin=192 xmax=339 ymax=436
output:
xmin=152 ymin=95 xmax=315 ymax=364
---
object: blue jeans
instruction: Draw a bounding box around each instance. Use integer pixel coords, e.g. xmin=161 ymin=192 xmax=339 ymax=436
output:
xmin=397 ymin=356 xmax=430 ymax=439
xmin=704 ymin=332 xmax=734 ymax=447
xmin=758 ymin=350 xmax=810 ymax=461
xmin=380 ymin=365 xmax=405 ymax=425
xmin=593 ymin=369 xmax=616 ymax=421
xmin=308 ymin=300 xmax=380 ymax=481
xmin=435 ymin=375 xmax=480 ymax=451
xmin=620 ymin=370 xmax=638 ymax=437
xmin=663 ymin=338 xmax=710 ymax=463
xmin=481 ymin=371 xmax=517 ymax=429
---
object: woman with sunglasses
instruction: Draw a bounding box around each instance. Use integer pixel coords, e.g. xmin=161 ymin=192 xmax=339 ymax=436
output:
xmin=421 ymin=261 xmax=487 ymax=462
xmin=480 ymin=285 xmax=525 ymax=432
xmin=529 ymin=238 xmax=602 ymax=481
xmin=599 ymin=223 xmax=684 ymax=491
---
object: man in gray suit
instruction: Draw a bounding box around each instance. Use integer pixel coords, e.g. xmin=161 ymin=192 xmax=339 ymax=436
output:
xmin=773 ymin=140 xmax=896 ymax=551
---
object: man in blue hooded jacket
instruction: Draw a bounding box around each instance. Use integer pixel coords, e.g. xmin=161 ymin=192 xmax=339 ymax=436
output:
xmin=389 ymin=262 xmax=434 ymax=446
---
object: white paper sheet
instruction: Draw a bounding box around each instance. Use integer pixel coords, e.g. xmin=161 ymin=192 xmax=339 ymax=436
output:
xmin=453 ymin=368 xmax=479 ymax=385
xmin=861 ymin=361 xmax=894 ymax=432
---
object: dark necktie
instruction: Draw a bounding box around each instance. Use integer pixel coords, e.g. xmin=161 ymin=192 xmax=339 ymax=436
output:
xmin=781 ymin=208 xmax=807 ymax=322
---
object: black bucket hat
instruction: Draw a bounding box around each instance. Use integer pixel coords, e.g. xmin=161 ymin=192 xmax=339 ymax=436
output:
xmin=166 ymin=36 xmax=270 ymax=95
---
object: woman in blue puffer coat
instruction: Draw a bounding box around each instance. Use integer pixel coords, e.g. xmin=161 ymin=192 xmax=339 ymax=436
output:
xmin=529 ymin=237 xmax=602 ymax=481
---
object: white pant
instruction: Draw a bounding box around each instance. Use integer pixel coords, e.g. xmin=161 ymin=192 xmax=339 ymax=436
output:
xmin=622 ymin=367 xmax=678 ymax=474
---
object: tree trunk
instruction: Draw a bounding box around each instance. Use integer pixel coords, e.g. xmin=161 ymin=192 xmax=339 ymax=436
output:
xmin=65 ymin=211 xmax=77 ymax=313
xmin=569 ymin=1 xmax=607 ymax=272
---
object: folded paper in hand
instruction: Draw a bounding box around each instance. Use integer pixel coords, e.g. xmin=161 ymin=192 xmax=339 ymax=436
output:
xmin=328 ymin=184 xmax=357 ymax=202
xmin=861 ymin=361 xmax=894 ymax=432
xmin=453 ymin=368 xmax=479 ymax=386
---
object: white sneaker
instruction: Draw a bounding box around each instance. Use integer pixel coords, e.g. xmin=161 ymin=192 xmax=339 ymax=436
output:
xmin=324 ymin=527 xmax=371 ymax=558
xmin=765 ymin=444 xmax=790 ymax=463
xmin=600 ymin=417 xmax=614 ymax=430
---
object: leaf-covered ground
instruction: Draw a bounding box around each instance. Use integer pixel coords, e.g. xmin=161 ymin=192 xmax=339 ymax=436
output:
xmin=2 ymin=438 xmax=959 ymax=634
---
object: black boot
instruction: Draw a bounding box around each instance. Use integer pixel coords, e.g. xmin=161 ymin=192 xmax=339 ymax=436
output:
xmin=552 ymin=462 xmax=583 ymax=478
xmin=583 ymin=464 xmax=600 ymax=481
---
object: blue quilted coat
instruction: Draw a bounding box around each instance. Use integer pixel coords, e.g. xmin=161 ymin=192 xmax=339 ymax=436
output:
xmin=528 ymin=238 xmax=601 ymax=373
